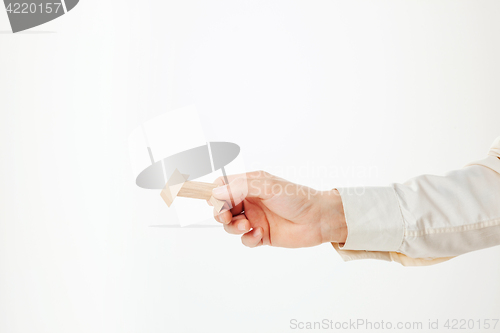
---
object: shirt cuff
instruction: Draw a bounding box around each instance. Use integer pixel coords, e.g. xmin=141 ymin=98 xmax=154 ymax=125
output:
xmin=466 ymin=155 xmax=500 ymax=174
xmin=331 ymin=243 xmax=393 ymax=262
xmin=335 ymin=187 xmax=405 ymax=252
xmin=488 ymin=136 xmax=500 ymax=158
xmin=331 ymin=243 xmax=454 ymax=266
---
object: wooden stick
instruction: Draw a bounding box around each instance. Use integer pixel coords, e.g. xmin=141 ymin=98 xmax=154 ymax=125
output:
xmin=160 ymin=173 xmax=226 ymax=213
xmin=177 ymin=181 xmax=218 ymax=200
xmin=177 ymin=181 xmax=225 ymax=213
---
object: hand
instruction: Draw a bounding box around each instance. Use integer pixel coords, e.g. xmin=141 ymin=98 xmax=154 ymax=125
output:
xmin=210 ymin=171 xmax=347 ymax=248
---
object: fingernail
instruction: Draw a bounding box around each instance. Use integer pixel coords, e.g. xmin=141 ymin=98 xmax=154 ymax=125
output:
xmin=212 ymin=185 xmax=228 ymax=196
xmin=238 ymin=222 xmax=246 ymax=231
xmin=254 ymin=228 xmax=261 ymax=237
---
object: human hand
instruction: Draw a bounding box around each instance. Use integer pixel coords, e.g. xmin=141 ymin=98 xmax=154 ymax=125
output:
xmin=210 ymin=171 xmax=347 ymax=248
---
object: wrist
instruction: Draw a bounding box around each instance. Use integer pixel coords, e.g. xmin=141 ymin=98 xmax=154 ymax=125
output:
xmin=318 ymin=189 xmax=347 ymax=244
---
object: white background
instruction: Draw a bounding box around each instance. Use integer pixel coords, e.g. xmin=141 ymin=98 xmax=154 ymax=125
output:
xmin=1 ymin=1 xmax=500 ymax=332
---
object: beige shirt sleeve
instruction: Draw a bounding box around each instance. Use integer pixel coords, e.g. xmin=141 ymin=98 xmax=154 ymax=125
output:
xmin=333 ymin=136 xmax=500 ymax=266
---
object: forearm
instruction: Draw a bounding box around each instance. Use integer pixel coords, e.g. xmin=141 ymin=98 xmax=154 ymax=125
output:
xmin=327 ymin=135 xmax=500 ymax=264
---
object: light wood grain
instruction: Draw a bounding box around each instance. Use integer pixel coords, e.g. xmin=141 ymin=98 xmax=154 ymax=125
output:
xmin=177 ymin=181 xmax=218 ymax=200
xmin=160 ymin=179 xmax=225 ymax=213
xmin=209 ymin=195 xmax=225 ymax=213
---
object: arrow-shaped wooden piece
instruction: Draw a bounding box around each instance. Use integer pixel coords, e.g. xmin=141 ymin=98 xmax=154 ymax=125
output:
xmin=160 ymin=169 xmax=225 ymax=213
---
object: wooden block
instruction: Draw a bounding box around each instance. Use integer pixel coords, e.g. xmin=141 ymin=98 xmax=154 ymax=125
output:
xmin=160 ymin=178 xmax=225 ymax=213
xmin=160 ymin=170 xmax=189 ymax=207
xmin=209 ymin=196 xmax=225 ymax=213
xmin=177 ymin=181 xmax=217 ymax=200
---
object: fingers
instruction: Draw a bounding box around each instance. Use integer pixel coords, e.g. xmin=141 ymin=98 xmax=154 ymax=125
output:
xmin=217 ymin=212 xmax=264 ymax=248
xmin=223 ymin=215 xmax=250 ymax=235
xmin=209 ymin=171 xmax=271 ymax=248
xmin=213 ymin=207 xmax=232 ymax=224
xmin=213 ymin=201 xmax=243 ymax=223
xmin=212 ymin=172 xmax=276 ymax=205
xmin=230 ymin=201 xmax=244 ymax=216
xmin=212 ymin=174 xmax=235 ymax=208
xmin=241 ymin=227 xmax=263 ymax=248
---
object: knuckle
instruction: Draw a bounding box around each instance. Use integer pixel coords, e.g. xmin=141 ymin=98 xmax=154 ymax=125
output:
xmin=258 ymin=170 xmax=271 ymax=179
xmin=214 ymin=176 xmax=225 ymax=185
xmin=262 ymin=171 xmax=273 ymax=178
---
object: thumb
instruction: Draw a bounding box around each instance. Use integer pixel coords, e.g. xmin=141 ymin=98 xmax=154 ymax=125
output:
xmin=212 ymin=175 xmax=275 ymax=206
